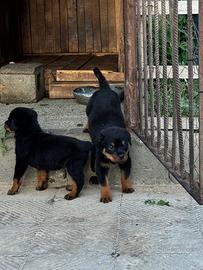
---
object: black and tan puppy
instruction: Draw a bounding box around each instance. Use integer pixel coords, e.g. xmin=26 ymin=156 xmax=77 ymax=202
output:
xmin=86 ymin=67 xmax=134 ymax=203
xmin=4 ymin=107 xmax=92 ymax=200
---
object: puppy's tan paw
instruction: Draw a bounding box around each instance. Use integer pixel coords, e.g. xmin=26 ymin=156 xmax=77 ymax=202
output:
xmin=36 ymin=180 xmax=48 ymax=191
xmin=64 ymin=193 xmax=77 ymax=200
xmin=100 ymin=196 xmax=112 ymax=203
xmin=121 ymin=177 xmax=134 ymax=194
xmin=7 ymin=179 xmax=21 ymax=195
xmin=100 ymin=186 xmax=112 ymax=203
xmin=122 ymin=187 xmax=135 ymax=193
xmin=7 ymin=188 xmax=18 ymax=195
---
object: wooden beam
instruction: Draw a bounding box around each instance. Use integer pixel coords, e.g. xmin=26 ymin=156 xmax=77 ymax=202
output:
xmin=199 ymin=0 xmax=203 ymax=202
xmin=115 ymin=0 xmax=124 ymax=71
xmin=123 ymin=0 xmax=139 ymax=130
xmin=49 ymin=82 xmax=98 ymax=98
xmin=49 ymin=81 xmax=124 ymax=99
xmin=56 ymin=70 xmax=124 ymax=82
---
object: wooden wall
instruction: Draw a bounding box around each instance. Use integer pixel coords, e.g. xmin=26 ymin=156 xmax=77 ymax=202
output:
xmin=20 ymin=0 xmax=119 ymax=54
xmin=0 ymin=1 xmax=22 ymax=65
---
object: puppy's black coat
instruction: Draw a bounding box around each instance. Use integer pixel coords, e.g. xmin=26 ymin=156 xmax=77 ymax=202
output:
xmin=4 ymin=107 xmax=91 ymax=200
xmin=86 ymin=68 xmax=134 ymax=203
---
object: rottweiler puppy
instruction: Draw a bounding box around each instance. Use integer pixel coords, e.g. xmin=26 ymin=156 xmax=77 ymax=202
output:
xmin=86 ymin=67 xmax=134 ymax=203
xmin=4 ymin=107 xmax=92 ymax=200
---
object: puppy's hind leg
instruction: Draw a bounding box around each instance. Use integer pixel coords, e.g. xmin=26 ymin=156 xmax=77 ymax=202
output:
xmin=36 ymin=170 xmax=49 ymax=191
xmin=64 ymin=162 xmax=85 ymax=200
xmin=7 ymin=160 xmax=28 ymax=195
xmin=119 ymin=157 xmax=134 ymax=193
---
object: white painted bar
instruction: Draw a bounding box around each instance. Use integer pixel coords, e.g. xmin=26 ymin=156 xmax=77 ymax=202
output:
xmin=141 ymin=0 xmax=199 ymax=15
xmin=142 ymin=65 xmax=199 ymax=79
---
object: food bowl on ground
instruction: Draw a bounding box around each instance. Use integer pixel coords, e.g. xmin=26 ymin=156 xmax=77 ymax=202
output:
xmin=73 ymin=86 xmax=124 ymax=105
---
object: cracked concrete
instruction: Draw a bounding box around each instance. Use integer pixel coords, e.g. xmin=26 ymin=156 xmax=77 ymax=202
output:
xmin=0 ymin=99 xmax=203 ymax=270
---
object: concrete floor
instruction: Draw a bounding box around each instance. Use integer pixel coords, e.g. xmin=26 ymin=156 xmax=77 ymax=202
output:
xmin=0 ymin=99 xmax=203 ymax=270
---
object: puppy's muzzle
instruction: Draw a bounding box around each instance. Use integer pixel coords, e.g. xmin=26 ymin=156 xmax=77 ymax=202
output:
xmin=103 ymin=148 xmax=129 ymax=164
xmin=4 ymin=122 xmax=12 ymax=132
xmin=118 ymin=153 xmax=125 ymax=159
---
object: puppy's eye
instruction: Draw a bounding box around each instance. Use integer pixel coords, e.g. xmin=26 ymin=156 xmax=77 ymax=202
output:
xmin=109 ymin=144 xmax=114 ymax=150
xmin=121 ymin=140 xmax=126 ymax=145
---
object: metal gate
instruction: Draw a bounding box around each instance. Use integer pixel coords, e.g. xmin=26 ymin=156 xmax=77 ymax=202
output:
xmin=123 ymin=0 xmax=203 ymax=203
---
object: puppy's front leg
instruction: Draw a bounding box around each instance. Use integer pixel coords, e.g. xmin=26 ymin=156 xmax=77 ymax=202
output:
xmin=7 ymin=159 xmax=28 ymax=195
xmin=96 ymin=160 xmax=112 ymax=203
xmin=119 ymin=157 xmax=134 ymax=193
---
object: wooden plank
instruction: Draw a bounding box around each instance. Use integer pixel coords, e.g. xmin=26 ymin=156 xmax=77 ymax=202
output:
xmin=44 ymin=55 xmax=79 ymax=90
xmin=68 ymin=0 xmax=78 ymax=52
xmin=49 ymin=82 xmax=124 ymax=98
xmin=56 ymin=70 xmax=124 ymax=82
xmin=108 ymin=0 xmax=117 ymax=52
xmin=36 ymin=0 xmax=46 ymax=53
xmin=49 ymin=82 xmax=99 ymax=98
xmin=99 ymin=0 xmax=109 ymax=52
xmin=92 ymin=0 xmax=102 ymax=52
xmin=44 ymin=54 xmax=92 ymax=91
xmin=81 ymin=54 xmax=118 ymax=71
xmin=84 ymin=0 xmax=94 ymax=52
xmin=45 ymin=55 xmax=76 ymax=69
xmin=0 ymin=1 xmax=22 ymax=61
xmin=77 ymin=0 xmax=86 ymax=53
xmin=115 ymin=0 xmax=124 ymax=71
xmin=11 ymin=0 xmax=22 ymax=58
xmin=20 ymin=0 xmax=32 ymax=53
xmin=52 ymin=0 xmax=61 ymax=52
xmin=29 ymin=0 xmax=39 ymax=53
xmin=44 ymin=0 xmax=53 ymax=52
xmin=60 ymin=0 xmax=69 ymax=52
xmin=123 ymin=0 xmax=139 ymax=129
xmin=63 ymin=54 xmax=92 ymax=70
xmin=16 ymin=55 xmax=59 ymax=65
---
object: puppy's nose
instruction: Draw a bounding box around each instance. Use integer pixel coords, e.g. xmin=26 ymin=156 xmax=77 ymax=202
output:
xmin=118 ymin=153 xmax=125 ymax=159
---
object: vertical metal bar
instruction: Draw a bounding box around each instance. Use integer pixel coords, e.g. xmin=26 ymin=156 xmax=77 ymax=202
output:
xmin=199 ymin=0 xmax=203 ymax=201
xmin=154 ymin=0 xmax=161 ymax=151
xmin=142 ymin=0 xmax=148 ymax=139
xmin=148 ymin=0 xmax=155 ymax=146
xmin=169 ymin=0 xmax=177 ymax=170
xmin=123 ymin=0 xmax=139 ymax=130
xmin=187 ymin=0 xmax=194 ymax=187
xmin=137 ymin=0 xmax=144 ymax=133
xmin=171 ymin=0 xmax=185 ymax=177
xmin=161 ymin=0 xmax=168 ymax=161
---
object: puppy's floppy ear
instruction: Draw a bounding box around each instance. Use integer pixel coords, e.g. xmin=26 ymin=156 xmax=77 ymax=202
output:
xmin=30 ymin=109 xmax=38 ymax=120
xmin=96 ymin=130 xmax=105 ymax=148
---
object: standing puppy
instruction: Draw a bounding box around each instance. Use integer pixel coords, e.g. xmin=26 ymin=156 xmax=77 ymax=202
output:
xmin=4 ymin=107 xmax=91 ymax=200
xmin=86 ymin=68 xmax=134 ymax=203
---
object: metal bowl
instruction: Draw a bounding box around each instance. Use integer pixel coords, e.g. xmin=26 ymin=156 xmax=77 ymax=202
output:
xmin=73 ymin=86 xmax=124 ymax=105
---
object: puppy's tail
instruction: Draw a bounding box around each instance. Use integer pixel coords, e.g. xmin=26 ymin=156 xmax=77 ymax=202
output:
xmin=93 ymin=67 xmax=110 ymax=90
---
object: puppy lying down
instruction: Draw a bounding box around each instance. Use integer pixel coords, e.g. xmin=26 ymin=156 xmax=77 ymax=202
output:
xmin=4 ymin=107 xmax=92 ymax=200
xmin=86 ymin=67 xmax=134 ymax=203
